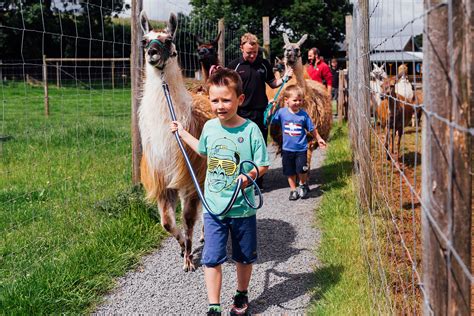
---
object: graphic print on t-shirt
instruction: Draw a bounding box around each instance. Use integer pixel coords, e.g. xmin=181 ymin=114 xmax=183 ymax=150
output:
xmin=284 ymin=122 xmax=303 ymax=137
xmin=207 ymin=137 xmax=241 ymax=193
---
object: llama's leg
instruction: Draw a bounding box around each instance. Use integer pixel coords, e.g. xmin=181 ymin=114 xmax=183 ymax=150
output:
xmin=306 ymin=147 xmax=313 ymax=176
xmin=181 ymin=195 xmax=201 ymax=272
xmin=157 ymin=190 xmax=185 ymax=254
xmin=384 ymin=127 xmax=390 ymax=161
xmin=397 ymin=129 xmax=403 ymax=162
xmin=199 ymin=220 xmax=205 ymax=243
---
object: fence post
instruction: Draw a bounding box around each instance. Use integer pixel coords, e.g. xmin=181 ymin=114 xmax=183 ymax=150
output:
xmin=357 ymin=0 xmax=371 ymax=208
xmin=43 ymin=55 xmax=49 ymax=117
xmin=131 ymin=0 xmax=143 ymax=185
xmin=262 ymin=16 xmax=270 ymax=59
xmin=448 ymin=0 xmax=472 ymax=312
xmin=337 ymin=70 xmax=345 ymax=123
xmin=422 ymin=0 xmax=471 ymax=313
xmin=218 ymin=19 xmax=225 ymax=66
xmin=345 ymin=15 xmax=352 ymax=70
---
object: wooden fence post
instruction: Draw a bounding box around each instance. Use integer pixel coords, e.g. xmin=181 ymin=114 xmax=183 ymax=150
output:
xmin=218 ymin=19 xmax=225 ymax=66
xmin=345 ymin=15 xmax=352 ymax=70
xmin=422 ymin=0 xmax=471 ymax=313
xmin=357 ymin=0 xmax=371 ymax=208
xmin=43 ymin=55 xmax=49 ymax=117
xmin=337 ymin=70 xmax=345 ymax=123
xmin=131 ymin=0 xmax=143 ymax=185
xmin=262 ymin=16 xmax=270 ymax=59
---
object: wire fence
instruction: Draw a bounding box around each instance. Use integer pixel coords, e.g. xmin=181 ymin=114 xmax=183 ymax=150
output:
xmin=347 ymin=0 xmax=472 ymax=314
xmin=1 ymin=1 xmax=242 ymax=303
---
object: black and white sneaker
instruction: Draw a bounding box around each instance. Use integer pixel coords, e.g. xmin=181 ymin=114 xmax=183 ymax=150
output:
xmin=289 ymin=190 xmax=300 ymax=201
xmin=230 ymin=294 xmax=250 ymax=315
xmin=298 ymin=184 xmax=310 ymax=199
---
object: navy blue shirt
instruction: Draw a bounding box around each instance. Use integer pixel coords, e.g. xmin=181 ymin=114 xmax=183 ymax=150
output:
xmin=271 ymin=107 xmax=314 ymax=152
xmin=228 ymin=56 xmax=276 ymax=112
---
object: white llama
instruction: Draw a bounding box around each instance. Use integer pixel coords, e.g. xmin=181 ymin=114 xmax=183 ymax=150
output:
xmin=138 ymin=11 xmax=213 ymax=272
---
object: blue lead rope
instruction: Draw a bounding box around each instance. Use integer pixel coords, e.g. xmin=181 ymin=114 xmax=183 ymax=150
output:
xmin=263 ymin=76 xmax=289 ymax=127
xmin=162 ymin=81 xmax=263 ymax=217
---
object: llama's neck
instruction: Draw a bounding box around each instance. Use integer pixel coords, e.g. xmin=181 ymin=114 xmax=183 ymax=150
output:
xmin=143 ymin=59 xmax=192 ymax=123
xmin=139 ymin=58 xmax=193 ymax=171
xmin=200 ymin=58 xmax=219 ymax=82
xmin=289 ymin=58 xmax=307 ymax=90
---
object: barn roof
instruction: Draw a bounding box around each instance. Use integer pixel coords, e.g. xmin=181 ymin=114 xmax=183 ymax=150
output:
xmin=370 ymin=35 xmax=418 ymax=52
xmin=370 ymin=51 xmax=423 ymax=62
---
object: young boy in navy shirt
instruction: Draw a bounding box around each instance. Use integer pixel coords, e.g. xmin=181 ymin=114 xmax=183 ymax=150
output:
xmin=271 ymin=84 xmax=326 ymax=200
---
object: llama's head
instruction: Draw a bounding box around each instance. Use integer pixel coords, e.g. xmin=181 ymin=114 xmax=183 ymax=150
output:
xmin=273 ymin=56 xmax=285 ymax=76
xmin=398 ymin=64 xmax=408 ymax=78
xmin=282 ymin=33 xmax=308 ymax=67
xmin=196 ymin=32 xmax=220 ymax=67
xmin=370 ymin=63 xmax=387 ymax=80
xmin=140 ymin=11 xmax=178 ymax=70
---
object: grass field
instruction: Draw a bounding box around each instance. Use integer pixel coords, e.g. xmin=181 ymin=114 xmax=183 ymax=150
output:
xmin=308 ymin=123 xmax=371 ymax=315
xmin=1 ymin=82 xmax=166 ymax=314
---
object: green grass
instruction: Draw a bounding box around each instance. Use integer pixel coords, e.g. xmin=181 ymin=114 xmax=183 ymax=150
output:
xmin=1 ymin=82 xmax=167 ymax=314
xmin=308 ymin=123 xmax=371 ymax=315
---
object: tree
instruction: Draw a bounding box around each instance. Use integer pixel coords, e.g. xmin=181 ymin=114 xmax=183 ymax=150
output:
xmin=0 ymin=0 xmax=129 ymax=61
xmin=189 ymin=0 xmax=352 ymax=62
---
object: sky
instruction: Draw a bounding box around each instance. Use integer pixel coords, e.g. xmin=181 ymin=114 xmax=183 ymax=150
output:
xmin=121 ymin=0 xmax=423 ymax=38
xmin=120 ymin=0 xmax=192 ymax=21
xmin=368 ymin=0 xmax=424 ymax=37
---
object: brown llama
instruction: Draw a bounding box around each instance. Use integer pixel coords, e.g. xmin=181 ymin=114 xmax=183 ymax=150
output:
xmin=138 ymin=12 xmax=213 ymax=272
xmin=269 ymin=33 xmax=332 ymax=165
xmin=196 ymin=32 xmax=221 ymax=84
xmin=377 ymin=83 xmax=415 ymax=162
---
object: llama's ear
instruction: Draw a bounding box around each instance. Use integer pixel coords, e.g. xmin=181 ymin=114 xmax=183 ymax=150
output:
xmin=381 ymin=63 xmax=385 ymax=69
xmin=167 ymin=13 xmax=178 ymax=39
xmin=196 ymin=34 xmax=204 ymax=45
xmin=283 ymin=33 xmax=290 ymax=46
xmin=213 ymin=31 xmax=221 ymax=44
xmin=140 ymin=11 xmax=151 ymax=34
xmin=297 ymin=34 xmax=308 ymax=47
xmin=372 ymin=63 xmax=378 ymax=69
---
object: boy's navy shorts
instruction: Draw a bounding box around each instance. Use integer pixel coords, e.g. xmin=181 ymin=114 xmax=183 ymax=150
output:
xmin=282 ymin=150 xmax=308 ymax=176
xmin=201 ymin=213 xmax=257 ymax=267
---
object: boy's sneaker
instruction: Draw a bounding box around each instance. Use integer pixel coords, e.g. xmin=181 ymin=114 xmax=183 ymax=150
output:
xmin=298 ymin=184 xmax=310 ymax=199
xmin=289 ymin=190 xmax=300 ymax=201
xmin=230 ymin=294 xmax=250 ymax=315
xmin=207 ymin=308 xmax=222 ymax=316
xmin=207 ymin=310 xmax=221 ymax=316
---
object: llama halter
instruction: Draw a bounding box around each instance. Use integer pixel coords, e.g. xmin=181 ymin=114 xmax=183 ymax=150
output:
xmin=145 ymin=39 xmax=177 ymax=69
xmin=162 ymin=79 xmax=263 ymax=217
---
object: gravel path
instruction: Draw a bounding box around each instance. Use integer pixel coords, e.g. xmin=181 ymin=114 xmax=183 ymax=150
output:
xmin=95 ymin=146 xmax=325 ymax=315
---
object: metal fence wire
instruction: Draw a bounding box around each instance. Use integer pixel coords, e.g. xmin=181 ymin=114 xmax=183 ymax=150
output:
xmin=347 ymin=0 xmax=472 ymax=314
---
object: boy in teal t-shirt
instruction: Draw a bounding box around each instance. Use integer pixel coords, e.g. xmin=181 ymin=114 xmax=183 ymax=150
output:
xmin=170 ymin=68 xmax=269 ymax=316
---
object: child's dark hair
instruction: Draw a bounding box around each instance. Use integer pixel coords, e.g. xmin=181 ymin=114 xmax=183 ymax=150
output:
xmin=282 ymin=84 xmax=304 ymax=99
xmin=207 ymin=67 xmax=243 ymax=96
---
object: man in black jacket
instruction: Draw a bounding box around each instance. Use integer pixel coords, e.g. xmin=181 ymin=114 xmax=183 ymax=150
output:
xmin=228 ymin=33 xmax=292 ymax=189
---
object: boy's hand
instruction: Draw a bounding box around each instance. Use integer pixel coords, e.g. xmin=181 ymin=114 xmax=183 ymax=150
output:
xmin=317 ymin=137 xmax=327 ymax=149
xmin=283 ymin=68 xmax=293 ymax=80
xmin=170 ymin=121 xmax=184 ymax=134
xmin=237 ymin=174 xmax=249 ymax=189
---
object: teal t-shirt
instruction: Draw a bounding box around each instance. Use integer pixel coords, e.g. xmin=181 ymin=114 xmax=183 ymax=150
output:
xmin=198 ymin=118 xmax=270 ymax=218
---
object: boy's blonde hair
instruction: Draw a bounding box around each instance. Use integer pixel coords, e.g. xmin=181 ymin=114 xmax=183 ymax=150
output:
xmin=207 ymin=67 xmax=243 ymax=96
xmin=240 ymin=33 xmax=259 ymax=46
xmin=283 ymin=84 xmax=305 ymax=99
